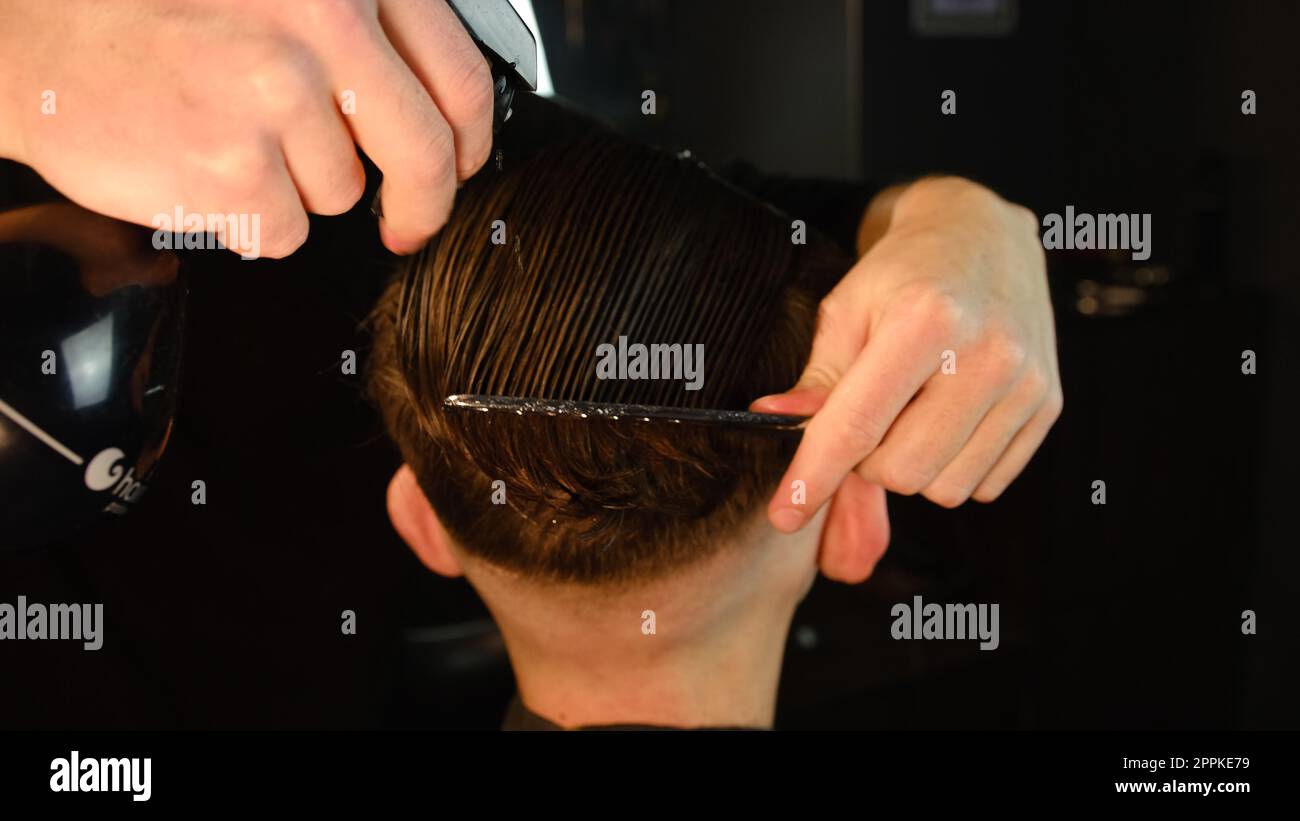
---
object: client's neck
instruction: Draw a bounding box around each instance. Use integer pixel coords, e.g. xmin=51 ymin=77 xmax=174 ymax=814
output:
xmin=502 ymin=601 xmax=793 ymax=729
xmin=469 ymin=534 xmax=812 ymax=730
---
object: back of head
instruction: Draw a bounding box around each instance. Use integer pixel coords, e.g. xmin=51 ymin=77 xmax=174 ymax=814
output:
xmin=368 ymin=98 xmax=848 ymax=586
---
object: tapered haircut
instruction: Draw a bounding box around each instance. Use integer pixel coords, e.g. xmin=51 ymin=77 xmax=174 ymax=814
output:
xmin=368 ymin=101 xmax=848 ymax=585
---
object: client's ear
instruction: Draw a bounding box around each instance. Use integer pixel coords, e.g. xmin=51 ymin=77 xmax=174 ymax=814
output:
xmin=817 ymin=472 xmax=891 ymax=584
xmin=386 ymin=464 xmax=463 ymax=578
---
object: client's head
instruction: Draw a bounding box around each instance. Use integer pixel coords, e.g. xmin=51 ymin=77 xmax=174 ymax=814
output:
xmin=367 ymin=104 xmax=868 ymax=727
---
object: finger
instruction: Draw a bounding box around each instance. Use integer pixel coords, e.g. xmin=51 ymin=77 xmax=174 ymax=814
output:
xmin=855 ymin=370 xmax=1001 ymax=498
xmin=752 ymin=277 xmax=870 ymax=412
xmin=971 ymin=394 xmax=1064 ymax=502
xmin=320 ymin=10 xmax=459 ymax=253
xmin=379 ymin=0 xmax=495 ymax=180
xmin=204 ymin=143 xmax=309 ymax=259
xmin=855 ymin=328 xmax=1030 ymax=498
xmin=749 ymin=386 xmax=827 ymax=417
xmin=280 ymin=95 xmax=366 ymax=216
xmin=768 ymin=296 xmax=952 ymax=532
xmin=917 ymin=387 xmax=1041 ymax=508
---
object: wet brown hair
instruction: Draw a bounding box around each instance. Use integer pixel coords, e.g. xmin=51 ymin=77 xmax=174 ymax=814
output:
xmin=367 ymin=101 xmax=848 ymax=585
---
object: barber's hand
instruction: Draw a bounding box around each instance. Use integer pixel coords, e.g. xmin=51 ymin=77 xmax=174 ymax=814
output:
xmin=752 ymin=176 xmax=1062 ymax=582
xmin=0 ymin=0 xmax=494 ymax=257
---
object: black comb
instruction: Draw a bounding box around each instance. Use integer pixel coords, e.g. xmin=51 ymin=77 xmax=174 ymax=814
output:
xmin=444 ymin=394 xmax=807 ymax=431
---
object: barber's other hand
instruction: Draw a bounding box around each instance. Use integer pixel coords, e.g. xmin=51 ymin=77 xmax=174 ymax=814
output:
xmin=0 ymin=0 xmax=494 ymax=257
xmin=752 ymin=176 xmax=1062 ymax=582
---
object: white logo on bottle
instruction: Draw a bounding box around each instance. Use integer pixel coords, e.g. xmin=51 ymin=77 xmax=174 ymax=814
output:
xmin=84 ymin=448 xmax=147 ymax=503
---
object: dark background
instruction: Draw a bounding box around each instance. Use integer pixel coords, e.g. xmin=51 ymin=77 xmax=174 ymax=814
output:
xmin=1 ymin=0 xmax=1295 ymax=729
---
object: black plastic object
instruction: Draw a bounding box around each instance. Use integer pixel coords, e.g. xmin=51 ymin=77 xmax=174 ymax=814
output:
xmin=0 ymin=202 xmax=187 ymax=550
xmin=445 ymin=0 xmax=538 ymax=131
xmin=445 ymin=394 xmax=809 ymax=431
xmin=370 ymin=0 xmax=537 ymax=219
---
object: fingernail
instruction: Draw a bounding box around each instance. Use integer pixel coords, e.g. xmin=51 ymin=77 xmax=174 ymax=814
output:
xmin=751 ymin=393 xmax=798 ymax=413
xmin=752 ymin=388 xmax=826 ymax=415
xmin=772 ymin=508 xmax=805 ymax=533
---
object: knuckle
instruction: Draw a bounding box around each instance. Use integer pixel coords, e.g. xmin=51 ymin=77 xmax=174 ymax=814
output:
xmin=314 ymin=164 xmax=366 ymax=216
xmin=245 ymin=47 xmax=320 ymax=121
xmin=1018 ymin=366 xmax=1050 ymax=401
xmin=449 ymin=53 xmax=495 ymax=125
xmin=1012 ymin=203 xmax=1039 ymax=233
xmin=900 ymin=280 xmax=966 ymax=341
xmin=256 ymin=208 xmax=310 ymax=258
xmin=204 ymin=144 xmax=281 ymax=202
xmin=300 ymin=0 xmax=374 ymax=42
xmin=408 ymin=126 xmax=457 ymax=190
xmin=971 ymin=482 xmax=1004 ymax=504
xmin=462 ymin=133 xmax=493 ymax=178
xmin=982 ymin=326 xmax=1029 ymax=384
xmin=839 ymin=403 xmax=887 ymax=452
xmin=814 ymin=296 xmax=845 ymax=339
xmin=925 ymin=482 xmax=969 ymax=509
xmin=875 ymin=457 xmax=928 ymax=496
xmin=260 ymin=221 xmax=309 ymax=259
